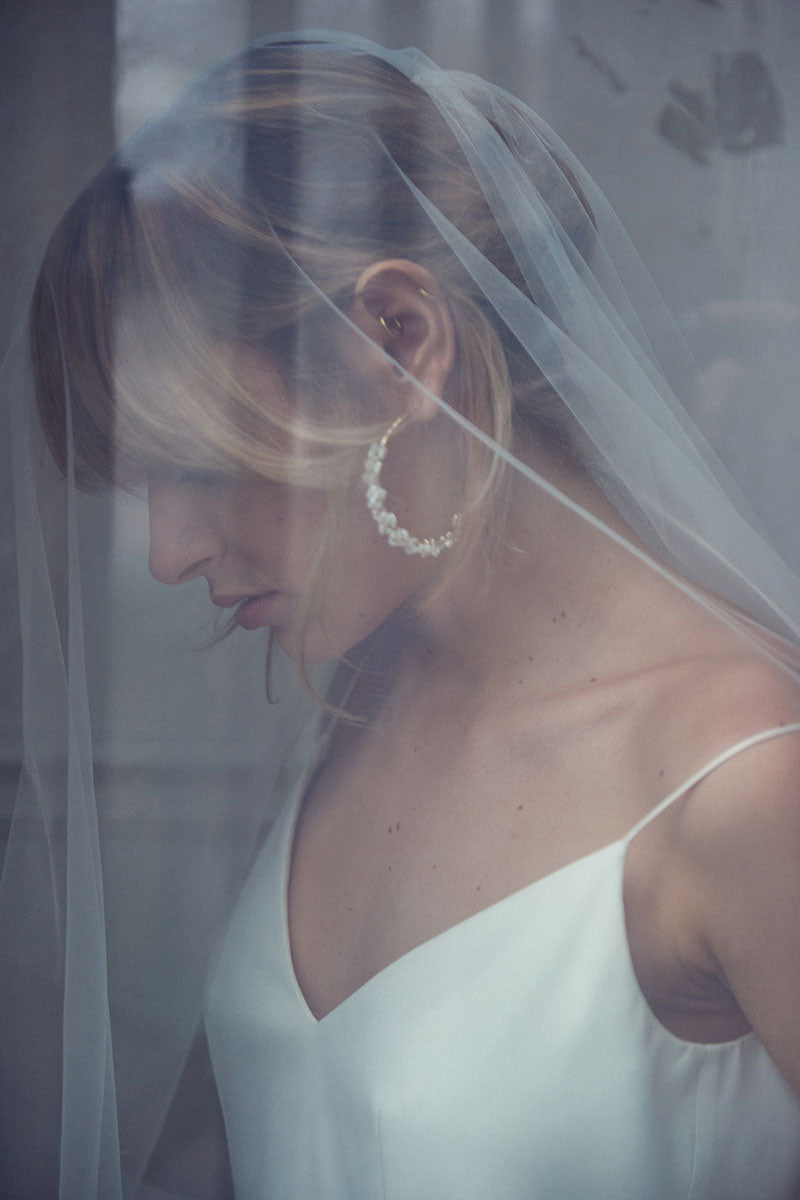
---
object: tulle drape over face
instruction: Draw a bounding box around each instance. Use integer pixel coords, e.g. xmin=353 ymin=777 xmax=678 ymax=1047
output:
xmin=4 ymin=29 xmax=800 ymax=1199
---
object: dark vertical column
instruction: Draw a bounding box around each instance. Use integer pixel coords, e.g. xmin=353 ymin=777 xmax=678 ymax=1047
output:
xmin=0 ymin=2 xmax=116 ymax=857
xmin=0 ymin=1 xmax=116 ymax=346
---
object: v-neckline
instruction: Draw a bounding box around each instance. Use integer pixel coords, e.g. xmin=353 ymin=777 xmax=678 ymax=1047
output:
xmin=280 ymin=722 xmax=800 ymax=1025
xmin=279 ymin=770 xmax=628 ymax=1025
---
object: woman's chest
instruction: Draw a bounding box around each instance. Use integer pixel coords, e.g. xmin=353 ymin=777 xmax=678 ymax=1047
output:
xmin=286 ymin=715 xmax=662 ymax=1020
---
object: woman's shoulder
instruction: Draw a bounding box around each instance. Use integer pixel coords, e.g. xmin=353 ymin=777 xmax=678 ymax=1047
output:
xmin=633 ymin=629 xmax=800 ymax=883
xmin=626 ymin=640 xmax=800 ymax=1062
xmin=668 ymin=661 xmax=800 ymax=1094
xmin=649 ymin=609 xmax=800 ymax=772
xmin=671 ymin=676 xmax=800 ymax=861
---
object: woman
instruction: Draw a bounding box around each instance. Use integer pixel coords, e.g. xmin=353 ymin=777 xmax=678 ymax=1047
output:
xmin=6 ymin=30 xmax=800 ymax=1199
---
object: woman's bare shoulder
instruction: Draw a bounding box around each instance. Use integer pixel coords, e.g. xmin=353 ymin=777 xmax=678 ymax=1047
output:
xmin=629 ymin=630 xmax=800 ymax=907
xmin=629 ymin=644 xmax=800 ymax=1073
xmin=634 ymin=631 xmax=800 ymax=892
xmin=651 ymin=611 xmax=800 ymax=764
xmin=676 ymin=708 xmax=800 ymax=1093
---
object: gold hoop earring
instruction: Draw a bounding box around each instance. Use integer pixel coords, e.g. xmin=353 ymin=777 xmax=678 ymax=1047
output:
xmin=362 ymin=415 xmax=460 ymax=557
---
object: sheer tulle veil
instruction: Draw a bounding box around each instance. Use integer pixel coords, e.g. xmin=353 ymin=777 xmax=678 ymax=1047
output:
xmin=2 ymin=29 xmax=800 ymax=1198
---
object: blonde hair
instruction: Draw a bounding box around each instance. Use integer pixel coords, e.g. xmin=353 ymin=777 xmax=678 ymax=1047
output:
xmin=31 ymin=39 xmax=593 ymax=694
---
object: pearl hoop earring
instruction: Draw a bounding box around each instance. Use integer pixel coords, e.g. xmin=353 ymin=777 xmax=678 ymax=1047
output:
xmin=363 ymin=415 xmax=460 ymax=557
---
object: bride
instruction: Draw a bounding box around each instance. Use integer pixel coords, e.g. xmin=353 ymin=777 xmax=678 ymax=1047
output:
xmin=7 ymin=30 xmax=800 ymax=1199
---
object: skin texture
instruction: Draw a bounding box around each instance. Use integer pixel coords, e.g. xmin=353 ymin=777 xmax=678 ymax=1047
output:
xmin=147 ymin=263 xmax=456 ymax=663
xmin=147 ymin=465 xmax=428 ymax=663
xmin=148 ymin=260 xmax=800 ymax=1100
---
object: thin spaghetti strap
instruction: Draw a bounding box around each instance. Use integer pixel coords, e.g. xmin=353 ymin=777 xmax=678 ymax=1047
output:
xmin=624 ymin=723 xmax=800 ymax=844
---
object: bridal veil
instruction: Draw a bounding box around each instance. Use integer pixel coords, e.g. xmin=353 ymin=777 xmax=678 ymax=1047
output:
xmin=2 ymin=29 xmax=800 ymax=1198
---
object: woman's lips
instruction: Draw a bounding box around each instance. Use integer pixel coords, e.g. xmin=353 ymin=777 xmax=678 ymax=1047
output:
xmin=233 ymin=591 xmax=284 ymax=631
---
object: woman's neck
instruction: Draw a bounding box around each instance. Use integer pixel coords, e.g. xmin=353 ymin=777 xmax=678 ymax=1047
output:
xmin=403 ymin=447 xmax=674 ymax=702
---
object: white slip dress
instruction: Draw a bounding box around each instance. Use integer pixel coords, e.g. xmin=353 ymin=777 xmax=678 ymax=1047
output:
xmin=206 ymin=725 xmax=800 ymax=1200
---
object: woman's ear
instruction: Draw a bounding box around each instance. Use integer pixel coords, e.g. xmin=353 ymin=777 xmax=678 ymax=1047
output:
xmin=348 ymin=259 xmax=455 ymax=421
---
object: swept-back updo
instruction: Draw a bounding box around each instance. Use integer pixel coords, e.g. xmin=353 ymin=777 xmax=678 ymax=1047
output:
xmin=29 ymin=36 xmax=596 ymax=684
xmin=30 ymin=37 xmax=594 ymax=494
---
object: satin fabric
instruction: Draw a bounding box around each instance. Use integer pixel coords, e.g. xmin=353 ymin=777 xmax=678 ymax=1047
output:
xmin=207 ymin=728 xmax=800 ymax=1200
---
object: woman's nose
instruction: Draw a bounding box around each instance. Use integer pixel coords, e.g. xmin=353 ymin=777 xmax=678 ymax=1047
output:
xmin=147 ymin=481 xmax=223 ymax=585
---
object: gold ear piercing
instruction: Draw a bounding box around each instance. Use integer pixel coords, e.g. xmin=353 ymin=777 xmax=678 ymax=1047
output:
xmin=379 ymin=314 xmax=403 ymax=337
xmin=379 ymin=288 xmax=435 ymax=339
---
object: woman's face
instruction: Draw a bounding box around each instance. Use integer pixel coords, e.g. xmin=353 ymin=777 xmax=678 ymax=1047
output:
xmin=145 ymin=352 xmax=452 ymax=663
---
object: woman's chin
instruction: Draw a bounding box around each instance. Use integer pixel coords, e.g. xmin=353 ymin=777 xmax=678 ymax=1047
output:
xmin=273 ymin=625 xmax=342 ymax=667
